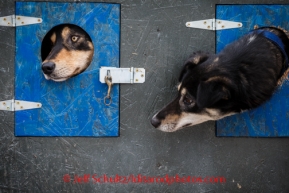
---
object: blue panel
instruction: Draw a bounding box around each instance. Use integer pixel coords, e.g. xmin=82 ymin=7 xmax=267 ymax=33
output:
xmin=15 ymin=2 xmax=120 ymax=137
xmin=216 ymin=5 xmax=289 ymax=137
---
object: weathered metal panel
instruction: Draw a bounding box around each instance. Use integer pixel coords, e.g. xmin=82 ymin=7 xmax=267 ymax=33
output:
xmin=15 ymin=2 xmax=120 ymax=136
xmin=216 ymin=5 xmax=289 ymax=137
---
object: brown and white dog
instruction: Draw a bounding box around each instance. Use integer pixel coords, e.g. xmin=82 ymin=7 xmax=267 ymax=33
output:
xmin=41 ymin=24 xmax=94 ymax=82
xmin=151 ymin=27 xmax=289 ymax=132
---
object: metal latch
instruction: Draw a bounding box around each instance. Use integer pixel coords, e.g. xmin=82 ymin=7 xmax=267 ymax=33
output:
xmin=186 ymin=19 xmax=242 ymax=30
xmin=100 ymin=67 xmax=145 ymax=106
xmin=0 ymin=99 xmax=42 ymax=111
xmin=99 ymin=67 xmax=145 ymax=84
xmin=0 ymin=15 xmax=42 ymax=27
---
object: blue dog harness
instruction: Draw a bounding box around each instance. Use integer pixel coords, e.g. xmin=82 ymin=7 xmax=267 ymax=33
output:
xmin=253 ymin=29 xmax=289 ymax=75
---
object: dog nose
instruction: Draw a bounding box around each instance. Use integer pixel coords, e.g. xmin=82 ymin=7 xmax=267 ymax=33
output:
xmin=151 ymin=115 xmax=161 ymax=128
xmin=42 ymin=61 xmax=55 ymax=75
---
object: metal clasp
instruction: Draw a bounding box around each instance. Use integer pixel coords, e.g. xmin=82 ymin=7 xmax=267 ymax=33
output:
xmin=104 ymin=70 xmax=113 ymax=106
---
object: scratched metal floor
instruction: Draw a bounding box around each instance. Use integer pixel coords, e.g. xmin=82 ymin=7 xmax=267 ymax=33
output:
xmin=1 ymin=0 xmax=289 ymax=192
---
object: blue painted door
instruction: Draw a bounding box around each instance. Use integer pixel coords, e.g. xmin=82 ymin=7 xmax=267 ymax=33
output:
xmin=216 ymin=5 xmax=289 ymax=137
xmin=15 ymin=2 xmax=120 ymax=137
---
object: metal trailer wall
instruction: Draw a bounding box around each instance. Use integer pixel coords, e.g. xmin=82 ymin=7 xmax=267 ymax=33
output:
xmin=1 ymin=0 xmax=289 ymax=192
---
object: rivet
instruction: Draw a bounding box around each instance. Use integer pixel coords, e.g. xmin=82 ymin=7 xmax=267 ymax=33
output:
xmin=136 ymin=69 xmax=139 ymax=72
xmin=21 ymin=21 xmax=24 ymax=24
xmin=204 ymin=21 xmax=207 ymax=24
xmin=17 ymin=17 xmax=21 ymax=20
xmin=20 ymin=106 xmax=23 ymax=109
xmin=141 ymin=74 xmax=144 ymax=77
xmin=38 ymin=19 xmax=41 ymax=22
xmin=187 ymin=23 xmax=190 ymax=26
xmin=222 ymin=25 xmax=225 ymax=28
xmin=8 ymin=22 xmax=10 ymax=25
xmin=238 ymin=23 xmax=241 ymax=27
xmin=3 ymin=18 xmax=6 ymax=21
xmin=37 ymin=104 xmax=40 ymax=107
xmin=3 ymin=102 xmax=6 ymax=105
xmin=16 ymin=101 xmax=20 ymax=105
xmin=207 ymin=25 xmax=211 ymax=29
xmin=7 ymin=107 xmax=9 ymax=110
xmin=218 ymin=21 xmax=221 ymax=24
xmin=135 ymin=79 xmax=139 ymax=82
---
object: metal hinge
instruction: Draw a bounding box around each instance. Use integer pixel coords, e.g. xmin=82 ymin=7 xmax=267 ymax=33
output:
xmin=0 ymin=99 xmax=42 ymax=111
xmin=186 ymin=19 xmax=242 ymax=31
xmin=0 ymin=15 xmax=42 ymax=27
xmin=99 ymin=67 xmax=145 ymax=84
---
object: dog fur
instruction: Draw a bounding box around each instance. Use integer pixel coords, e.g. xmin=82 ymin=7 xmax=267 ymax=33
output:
xmin=41 ymin=24 xmax=94 ymax=82
xmin=151 ymin=27 xmax=289 ymax=132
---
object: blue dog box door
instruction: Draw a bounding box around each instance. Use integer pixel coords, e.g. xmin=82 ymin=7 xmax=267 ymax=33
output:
xmin=216 ymin=5 xmax=289 ymax=137
xmin=15 ymin=2 xmax=120 ymax=137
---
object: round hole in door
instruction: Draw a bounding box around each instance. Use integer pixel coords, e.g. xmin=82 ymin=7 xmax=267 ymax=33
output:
xmin=41 ymin=24 xmax=94 ymax=82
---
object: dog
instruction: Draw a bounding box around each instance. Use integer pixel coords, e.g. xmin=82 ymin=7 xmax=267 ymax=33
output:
xmin=41 ymin=24 xmax=94 ymax=82
xmin=151 ymin=26 xmax=289 ymax=132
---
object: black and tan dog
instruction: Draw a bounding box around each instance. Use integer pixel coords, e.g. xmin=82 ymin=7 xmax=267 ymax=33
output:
xmin=41 ymin=24 xmax=94 ymax=82
xmin=151 ymin=26 xmax=289 ymax=132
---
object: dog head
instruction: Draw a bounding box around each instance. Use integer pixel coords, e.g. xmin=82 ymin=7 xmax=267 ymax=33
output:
xmin=41 ymin=24 xmax=94 ymax=82
xmin=151 ymin=51 xmax=236 ymax=132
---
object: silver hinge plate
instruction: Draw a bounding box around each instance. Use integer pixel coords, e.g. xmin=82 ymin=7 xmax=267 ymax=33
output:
xmin=186 ymin=19 xmax=242 ymax=31
xmin=0 ymin=15 xmax=42 ymax=27
xmin=99 ymin=67 xmax=145 ymax=84
xmin=0 ymin=99 xmax=42 ymax=111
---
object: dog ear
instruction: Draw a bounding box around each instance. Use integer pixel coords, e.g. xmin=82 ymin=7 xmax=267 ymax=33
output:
xmin=196 ymin=81 xmax=230 ymax=108
xmin=179 ymin=51 xmax=210 ymax=82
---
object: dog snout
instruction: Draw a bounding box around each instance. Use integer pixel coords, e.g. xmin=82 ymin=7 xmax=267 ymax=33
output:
xmin=42 ymin=61 xmax=56 ymax=75
xmin=151 ymin=115 xmax=161 ymax=128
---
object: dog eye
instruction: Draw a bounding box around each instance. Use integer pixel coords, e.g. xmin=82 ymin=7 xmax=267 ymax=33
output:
xmin=71 ymin=36 xmax=79 ymax=42
xmin=183 ymin=95 xmax=194 ymax=105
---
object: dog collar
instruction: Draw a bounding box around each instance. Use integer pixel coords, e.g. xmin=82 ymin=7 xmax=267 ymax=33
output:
xmin=254 ymin=29 xmax=289 ymax=75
